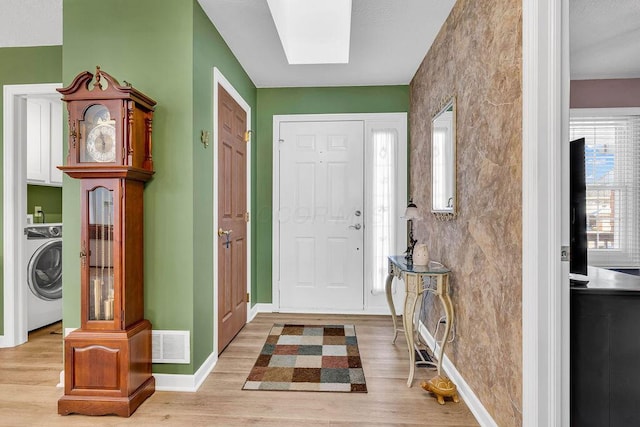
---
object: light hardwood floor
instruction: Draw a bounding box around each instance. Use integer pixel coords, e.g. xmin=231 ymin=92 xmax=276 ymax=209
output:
xmin=0 ymin=313 xmax=480 ymax=426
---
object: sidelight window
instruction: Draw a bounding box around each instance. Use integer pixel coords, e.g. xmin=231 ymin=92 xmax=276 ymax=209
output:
xmin=368 ymin=129 xmax=398 ymax=294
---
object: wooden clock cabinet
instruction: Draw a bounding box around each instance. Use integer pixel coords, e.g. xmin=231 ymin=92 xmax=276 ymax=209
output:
xmin=57 ymin=67 xmax=156 ymax=417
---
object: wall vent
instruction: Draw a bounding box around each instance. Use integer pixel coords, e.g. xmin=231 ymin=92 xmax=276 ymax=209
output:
xmin=152 ymin=330 xmax=190 ymax=364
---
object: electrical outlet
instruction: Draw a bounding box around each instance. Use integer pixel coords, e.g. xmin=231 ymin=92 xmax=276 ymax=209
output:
xmin=34 ymin=206 xmax=43 ymax=216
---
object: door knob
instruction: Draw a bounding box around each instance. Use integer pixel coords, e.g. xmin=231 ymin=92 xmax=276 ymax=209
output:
xmin=218 ymin=228 xmax=232 ymax=237
xmin=349 ymin=224 xmax=362 ymax=230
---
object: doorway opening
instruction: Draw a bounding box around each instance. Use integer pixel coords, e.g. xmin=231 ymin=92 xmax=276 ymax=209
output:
xmin=2 ymin=83 xmax=62 ymax=348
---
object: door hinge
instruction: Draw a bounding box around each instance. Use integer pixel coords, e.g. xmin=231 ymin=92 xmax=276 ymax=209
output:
xmin=244 ymin=130 xmax=252 ymax=143
xmin=561 ymin=245 xmax=570 ymax=262
xmin=246 ymin=292 xmax=250 ymax=303
xmin=245 ymin=212 xmax=250 ymax=222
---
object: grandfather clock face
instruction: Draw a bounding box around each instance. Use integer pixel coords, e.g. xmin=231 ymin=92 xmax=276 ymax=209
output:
xmin=80 ymin=104 xmax=116 ymax=163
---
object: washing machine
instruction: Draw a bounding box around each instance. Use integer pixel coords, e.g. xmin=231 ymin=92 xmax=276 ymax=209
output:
xmin=25 ymin=223 xmax=63 ymax=331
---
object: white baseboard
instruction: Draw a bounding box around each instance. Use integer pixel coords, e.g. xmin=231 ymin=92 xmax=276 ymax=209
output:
xmin=56 ymin=328 xmax=76 ymax=388
xmin=58 ymin=327 xmax=218 ymax=392
xmin=52 ymin=308 xmax=493 ymax=415
xmin=275 ymin=308 xmax=376 ymax=315
xmin=254 ymin=302 xmax=401 ymax=317
xmin=57 ymin=302 xmax=275 ymax=391
xmin=362 ymin=306 xmax=401 ymax=315
xmin=57 ymin=352 xmax=219 ymax=393
xmin=154 ymin=351 xmax=218 ymax=392
xmin=249 ymin=303 xmax=273 ymax=321
xmin=418 ymin=321 xmax=497 ymax=427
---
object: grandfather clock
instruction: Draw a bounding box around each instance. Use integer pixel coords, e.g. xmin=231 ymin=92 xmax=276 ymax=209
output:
xmin=57 ymin=67 xmax=156 ymax=417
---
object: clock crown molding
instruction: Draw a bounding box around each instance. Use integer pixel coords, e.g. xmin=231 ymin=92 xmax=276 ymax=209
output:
xmin=58 ymin=66 xmax=156 ymax=111
xmin=57 ymin=165 xmax=154 ymax=181
xmin=59 ymin=67 xmax=156 ymax=175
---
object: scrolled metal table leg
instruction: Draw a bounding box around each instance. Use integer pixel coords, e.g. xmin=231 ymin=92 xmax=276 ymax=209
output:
xmin=435 ymin=276 xmax=454 ymax=377
xmin=404 ymin=273 xmax=419 ymax=387
xmin=384 ymin=271 xmax=399 ymax=344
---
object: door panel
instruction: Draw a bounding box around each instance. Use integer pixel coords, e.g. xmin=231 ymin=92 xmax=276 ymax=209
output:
xmin=217 ymin=85 xmax=247 ymax=353
xmin=278 ymin=121 xmax=364 ymax=311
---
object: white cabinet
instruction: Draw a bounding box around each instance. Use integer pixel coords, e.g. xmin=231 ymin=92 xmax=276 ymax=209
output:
xmin=26 ymin=97 xmax=63 ymax=187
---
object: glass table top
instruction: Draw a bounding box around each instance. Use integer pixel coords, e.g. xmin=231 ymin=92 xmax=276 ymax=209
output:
xmin=388 ymin=255 xmax=450 ymax=274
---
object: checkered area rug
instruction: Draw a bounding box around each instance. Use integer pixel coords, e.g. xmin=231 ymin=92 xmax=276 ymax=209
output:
xmin=242 ymin=324 xmax=367 ymax=392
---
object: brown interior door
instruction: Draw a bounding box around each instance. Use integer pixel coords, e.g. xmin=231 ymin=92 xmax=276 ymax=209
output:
xmin=217 ymin=85 xmax=247 ymax=353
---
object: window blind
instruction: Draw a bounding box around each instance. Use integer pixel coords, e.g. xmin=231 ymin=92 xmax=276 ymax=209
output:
xmin=569 ymin=115 xmax=640 ymax=267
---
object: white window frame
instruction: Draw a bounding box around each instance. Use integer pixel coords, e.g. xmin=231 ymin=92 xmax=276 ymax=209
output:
xmin=570 ymin=107 xmax=640 ymax=268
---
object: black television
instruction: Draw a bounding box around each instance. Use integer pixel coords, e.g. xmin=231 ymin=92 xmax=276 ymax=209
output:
xmin=570 ymin=137 xmax=588 ymax=284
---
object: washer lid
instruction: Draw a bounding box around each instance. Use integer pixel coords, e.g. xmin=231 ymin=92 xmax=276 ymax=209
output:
xmin=27 ymin=240 xmax=62 ymax=300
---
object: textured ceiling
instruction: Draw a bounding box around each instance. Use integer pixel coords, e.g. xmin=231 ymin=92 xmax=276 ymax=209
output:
xmin=570 ymin=0 xmax=640 ymax=79
xmin=198 ymin=0 xmax=456 ymax=87
xmin=0 ymin=0 xmax=61 ymax=48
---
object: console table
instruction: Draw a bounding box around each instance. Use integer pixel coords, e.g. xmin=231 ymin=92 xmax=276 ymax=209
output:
xmin=384 ymin=256 xmax=454 ymax=387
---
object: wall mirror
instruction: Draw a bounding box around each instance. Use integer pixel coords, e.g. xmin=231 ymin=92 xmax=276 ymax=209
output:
xmin=431 ymin=97 xmax=457 ymax=219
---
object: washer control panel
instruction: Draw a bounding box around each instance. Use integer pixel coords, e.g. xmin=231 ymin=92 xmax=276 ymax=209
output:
xmin=25 ymin=224 xmax=63 ymax=239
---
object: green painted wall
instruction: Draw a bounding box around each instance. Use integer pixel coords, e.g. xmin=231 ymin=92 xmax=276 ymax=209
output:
xmin=27 ymin=185 xmax=63 ymax=223
xmin=0 ymin=46 xmax=62 ymax=335
xmin=63 ymin=0 xmax=256 ymax=374
xmin=254 ymin=86 xmax=409 ymax=303
xmin=64 ymin=0 xmax=194 ymax=374
xmin=192 ymin=1 xmax=257 ymax=369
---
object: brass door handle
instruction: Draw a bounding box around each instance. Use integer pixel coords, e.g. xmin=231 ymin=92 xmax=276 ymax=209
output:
xmin=218 ymin=228 xmax=232 ymax=237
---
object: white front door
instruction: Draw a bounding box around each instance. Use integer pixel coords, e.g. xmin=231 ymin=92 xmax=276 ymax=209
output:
xmin=278 ymin=120 xmax=364 ymax=311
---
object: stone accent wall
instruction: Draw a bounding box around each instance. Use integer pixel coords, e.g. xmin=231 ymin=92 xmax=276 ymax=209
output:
xmin=410 ymin=1 xmax=522 ymax=425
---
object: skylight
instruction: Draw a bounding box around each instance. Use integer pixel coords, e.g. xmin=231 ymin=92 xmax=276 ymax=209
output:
xmin=267 ymin=0 xmax=352 ymax=65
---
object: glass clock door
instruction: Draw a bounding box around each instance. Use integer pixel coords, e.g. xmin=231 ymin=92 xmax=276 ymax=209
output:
xmin=88 ymin=187 xmax=115 ymax=321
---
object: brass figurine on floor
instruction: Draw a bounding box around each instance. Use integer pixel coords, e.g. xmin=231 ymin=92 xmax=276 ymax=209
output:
xmin=421 ymin=375 xmax=459 ymax=405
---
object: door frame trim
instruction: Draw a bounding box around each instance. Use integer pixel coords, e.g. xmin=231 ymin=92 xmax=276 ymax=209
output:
xmin=272 ymin=113 xmax=407 ymax=313
xmin=212 ymin=68 xmax=251 ymax=356
xmin=2 ymin=83 xmax=61 ymax=348
xmin=521 ymin=0 xmax=569 ymax=424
